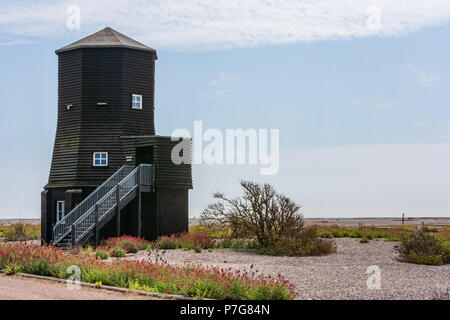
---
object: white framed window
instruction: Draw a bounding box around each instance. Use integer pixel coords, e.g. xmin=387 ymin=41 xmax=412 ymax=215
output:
xmin=93 ymin=152 xmax=108 ymax=167
xmin=132 ymin=94 xmax=143 ymax=109
xmin=56 ymin=201 xmax=65 ymax=222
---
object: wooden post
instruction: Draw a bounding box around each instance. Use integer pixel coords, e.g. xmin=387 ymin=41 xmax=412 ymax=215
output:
xmin=94 ymin=204 xmax=99 ymax=247
xmin=402 ymin=213 xmax=405 ymax=225
xmin=71 ymin=224 xmax=76 ymax=245
xmin=116 ymin=185 xmax=121 ymax=237
xmin=137 ymin=166 xmax=142 ymax=237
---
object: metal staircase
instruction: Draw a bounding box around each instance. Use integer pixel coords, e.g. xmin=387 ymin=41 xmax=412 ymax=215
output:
xmin=53 ymin=164 xmax=153 ymax=248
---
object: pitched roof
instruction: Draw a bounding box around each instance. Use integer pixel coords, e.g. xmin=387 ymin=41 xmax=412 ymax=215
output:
xmin=56 ymin=27 xmax=157 ymax=58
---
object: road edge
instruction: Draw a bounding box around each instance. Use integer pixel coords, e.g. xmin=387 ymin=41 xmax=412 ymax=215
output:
xmin=0 ymin=271 xmax=194 ymax=300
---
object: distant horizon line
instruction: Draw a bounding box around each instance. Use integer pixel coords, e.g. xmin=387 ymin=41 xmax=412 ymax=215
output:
xmin=1 ymin=216 xmax=449 ymax=221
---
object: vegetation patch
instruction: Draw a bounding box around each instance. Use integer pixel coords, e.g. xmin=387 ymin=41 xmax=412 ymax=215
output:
xmin=0 ymin=243 xmax=295 ymax=300
xmin=4 ymin=263 xmax=22 ymax=275
xmin=190 ymin=224 xmax=232 ymax=239
xmin=395 ymin=231 xmax=450 ymax=266
xmin=110 ymin=247 xmax=126 ymax=258
xmin=99 ymin=235 xmax=150 ymax=253
xmin=199 ymin=181 xmax=336 ymax=257
xmin=313 ymin=224 xmax=450 ymax=243
xmin=149 ymin=233 xmax=217 ymax=250
xmin=94 ymin=249 xmax=110 ymax=260
xmin=0 ymin=223 xmax=40 ymax=242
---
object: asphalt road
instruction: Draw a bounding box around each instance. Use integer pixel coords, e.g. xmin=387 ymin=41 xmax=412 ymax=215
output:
xmin=0 ymin=274 xmax=155 ymax=300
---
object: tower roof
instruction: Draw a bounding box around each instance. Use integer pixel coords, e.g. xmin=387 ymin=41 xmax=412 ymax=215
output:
xmin=56 ymin=27 xmax=157 ymax=58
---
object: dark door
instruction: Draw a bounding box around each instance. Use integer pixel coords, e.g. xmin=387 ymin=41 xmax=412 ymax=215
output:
xmin=136 ymin=146 xmax=154 ymax=165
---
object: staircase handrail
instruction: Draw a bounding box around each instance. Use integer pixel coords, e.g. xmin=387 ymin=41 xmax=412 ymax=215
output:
xmin=73 ymin=165 xmax=141 ymax=243
xmin=53 ymin=164 xmax=134 ymax=243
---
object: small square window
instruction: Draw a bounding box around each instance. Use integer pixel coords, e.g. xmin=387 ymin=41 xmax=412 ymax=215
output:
xmin=132 ymin=94 xmax=143 ymax=109
xmin=93 ymin=152 xmax=108 ymax=167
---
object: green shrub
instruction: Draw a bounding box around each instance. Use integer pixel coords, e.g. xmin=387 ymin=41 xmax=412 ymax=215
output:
xmin=110 ymin=247 xmax=126 ymax=257
xmin=152 ymin=237 xmax=179 ymax=249
xmin=0 ymin=223 xmax=41 ymax=242
xmin=3 ymin=224 xmax=26 ymax=241
xmin=194 ymin=246 xmax=202 ymax=253
xmin=246 ymin=241 xmax=262 ymax=250
xmin=257 ymin=229 xmax=336 ymax=257
xmin=341 ymin=231 xmax=350 ymax=237
xmin=190 ymin=224 xmax=232 ymax=239
xmin=332 ymin=231 xmax=343 ymax=238
xmin=384 ymin=237 xmax=400 ymax=242
xmin=246 ymin=282 xmax=293 ymax=300
xmin=350 ymin=231 xmax=363 ymax=238
xmin=366 ymin=234 xmax=373 ymax=240
xmin=406 ymin=254 xmax=443 ymax=266
xmin=4 ymin=263 xmax=22 ymax=275
xmin=95 ymin=250 xmax=110 ymax=260
xmin=100 ymin=235 xmax=149 ymax=253
xmin=150 ymin=233 xmax=216 ymax=251
xmin=360 ymin=238 xmax=369 ymax=243
xmin=318 ymin=232 xmax=333 ymax=238
xmin=375 ymin=232 xmax=387 ymax=238
xmin=396 ymin=232 xmax=450 ymax=265
xmin=215 ymin=239 xmax=248 ymax=250
xmin=218 ymin=238 xmax=233 ymax=248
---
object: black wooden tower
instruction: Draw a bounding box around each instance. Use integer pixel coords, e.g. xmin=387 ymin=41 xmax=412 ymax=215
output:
xmin=41 ymin=28 xmax=192 ymax=246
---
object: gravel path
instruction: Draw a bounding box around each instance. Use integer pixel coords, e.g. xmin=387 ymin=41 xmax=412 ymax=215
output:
xmin=124 ymin=239 xmax=450 ymax=300
xmin=0 ymin=274 xmax=155 ymax=300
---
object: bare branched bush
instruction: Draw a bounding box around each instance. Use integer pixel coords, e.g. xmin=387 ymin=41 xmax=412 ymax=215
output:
xmin=201 ymin=181 xmax=335 ymax=256
xmin=201 ymin=181 xmax=303 ymax=247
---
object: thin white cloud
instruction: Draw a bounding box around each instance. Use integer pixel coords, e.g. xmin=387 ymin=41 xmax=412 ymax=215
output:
xmin=347 ymin=98 xmax=399 ymax=111
xmin=404 ymin=64 xmax=445 ymax=87
xmin=209 ymin=73 xmax=241 ymax=87
xmin=206 ymin=72 xmax=243 ymax=98
xmin=0 ymin=0 xmax=450 ymax=50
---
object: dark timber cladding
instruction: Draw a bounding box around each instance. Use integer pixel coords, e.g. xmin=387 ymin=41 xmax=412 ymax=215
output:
xmin=47 ymin=28 xmax=157 ymax=188
xmin=120 ymin=135 xmax=193 ymax=189
xmin=42 ymin=27 xmax=193 ymax=245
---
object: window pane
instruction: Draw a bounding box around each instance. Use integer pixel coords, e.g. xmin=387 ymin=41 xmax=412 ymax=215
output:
xmin=101 ymin=153 xmax=107 ymax=159
xmin=132 ymin=95 xmax=142 ymax=109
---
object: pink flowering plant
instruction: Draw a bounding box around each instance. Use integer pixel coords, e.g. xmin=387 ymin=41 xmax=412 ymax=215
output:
xmin=0 ymin=243 xmax=295 ymax=300
xmin=150 ymin=233 xmax=217 ymax=250
xmin=99 ymin=235 xmax=150 ymax=253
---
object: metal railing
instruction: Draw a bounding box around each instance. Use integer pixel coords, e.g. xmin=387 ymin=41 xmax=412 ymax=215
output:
xmin=71 ymin=164 xmax=153 ymax=245
xmin=140 ymin=164 xmax=153 ymax=186
xmin=53 ymin=165 xmax=135 ymax=244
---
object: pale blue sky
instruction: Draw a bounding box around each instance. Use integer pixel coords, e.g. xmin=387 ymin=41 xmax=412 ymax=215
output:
xmin=0 ymin=1 xmax=449 ymax=218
